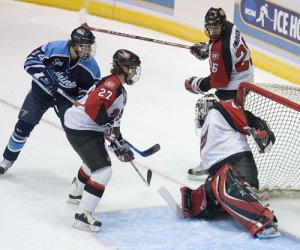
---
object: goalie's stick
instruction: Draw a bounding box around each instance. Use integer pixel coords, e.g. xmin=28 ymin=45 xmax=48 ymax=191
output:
xmin=79 ymin=8 xmax=191 ymax=49
xmin=124 ymin=140 xmax=160 ymax=157
xmin=158 ymin=186 xmax=184 ymax=218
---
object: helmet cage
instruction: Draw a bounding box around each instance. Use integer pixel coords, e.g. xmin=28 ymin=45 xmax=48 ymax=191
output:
xmin=113 ymin=49 xmax=141 ymax=85
xmin=126 ymin=65 xmax=141 ymax=85
xmin=195 ymin=94 xmax=219 ymax=128
xmin=76 ymin=43 xmax=96 ymax=61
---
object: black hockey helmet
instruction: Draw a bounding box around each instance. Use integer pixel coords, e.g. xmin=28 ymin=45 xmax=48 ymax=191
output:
xmin=69 ymin=26 xmax=96 ymax=61
xmin=205 ymin=7 xmax=227 ymax=41
xmin=70 ymin=26 xmax=95 ymax=44
xmin=112 ymin=49 xmax=141 ymax=85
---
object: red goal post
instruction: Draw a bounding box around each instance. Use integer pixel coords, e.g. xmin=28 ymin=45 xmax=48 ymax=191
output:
xmin=237 ymin=82 xmax=300 ymax=198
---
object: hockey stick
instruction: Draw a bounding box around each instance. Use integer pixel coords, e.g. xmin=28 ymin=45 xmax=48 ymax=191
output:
xmin=56 ymin=88 xmax=81 ymax=107
xmin=158 ymin=186 xmax=184 ymax=218
xmin=124 ymin=140 xmax=160 ymax=157
xmin=79 ymin=8 xmax=190 ymax=49
xmin=130 ymin=161 xmax=152 ymax=186
xmin=56 ymin=87 xmax=161 ymax=158
xmin=56 ymin=84 xmax=154 ymax=185
xmin=59 ymin=85 xmax=154 ymax=185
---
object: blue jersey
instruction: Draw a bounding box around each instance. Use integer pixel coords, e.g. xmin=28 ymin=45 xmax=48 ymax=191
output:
xmin=24 ymin=40 xmax=101 ymax=104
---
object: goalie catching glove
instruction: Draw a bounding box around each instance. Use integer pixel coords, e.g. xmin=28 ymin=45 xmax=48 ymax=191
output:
xmin=244 ymin=120 xmax=275 ymax=154
xmin=108 ymin=139 xmax=135 ymax=162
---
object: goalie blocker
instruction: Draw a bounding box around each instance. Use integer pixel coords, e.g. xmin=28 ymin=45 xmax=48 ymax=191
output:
xmin=181 ymin=163 xmax=280 ymax=238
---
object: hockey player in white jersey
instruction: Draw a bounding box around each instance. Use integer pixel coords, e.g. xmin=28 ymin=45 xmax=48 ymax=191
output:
xmin=0 ymin=27 xmax=100 ymax=174
xmin=185 ymin=7 xmax=254 ymax=179
xmin=63 ymin=49 xmax=141 ymax=232
xmin=180 ymin=94 xmax=280 ymax=238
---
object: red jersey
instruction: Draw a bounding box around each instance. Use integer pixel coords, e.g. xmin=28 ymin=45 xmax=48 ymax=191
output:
xmin=64 ymin=74 xmax=127 ymax=132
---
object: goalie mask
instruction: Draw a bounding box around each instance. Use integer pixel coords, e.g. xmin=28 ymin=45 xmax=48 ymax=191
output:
xmin=70 ymin=26 xmax=96 ymax=61
xmin=205 ymin=7 xmax=227 ymax=41
xmin=195 ymin=94 xmax=219 ymax=128
xmin=113 ymin=49 xmax=141 ymax=85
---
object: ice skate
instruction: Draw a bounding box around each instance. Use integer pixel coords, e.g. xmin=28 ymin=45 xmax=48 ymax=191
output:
xmin=67 ymin=177 xmax=82 ymax=204
xmin=187 ymin=162 xmax=208 ymax=181
xmin=0 ymin=159 xmax=14 ymax=175
xmin=73 ymin=206 xmax=102 ymax=232
xmin=256 ymin=224 xmax=281 ymax=239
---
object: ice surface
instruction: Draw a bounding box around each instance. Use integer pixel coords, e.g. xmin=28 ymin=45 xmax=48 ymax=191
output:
xmin=0 ymin=0 xmax=299 ymax=249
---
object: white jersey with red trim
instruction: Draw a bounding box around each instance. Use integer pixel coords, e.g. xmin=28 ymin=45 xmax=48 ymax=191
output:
xmin=64 ymin=74 xmax=127 ymax=132
xmin=209 ymin=23 xmax=254 ymax=91
xmin=200 ymin=100 xmax=251 ymax=170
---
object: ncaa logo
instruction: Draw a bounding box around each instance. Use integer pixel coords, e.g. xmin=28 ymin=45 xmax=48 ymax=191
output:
xmin=242 ymin=0 xmax=257 ymax=22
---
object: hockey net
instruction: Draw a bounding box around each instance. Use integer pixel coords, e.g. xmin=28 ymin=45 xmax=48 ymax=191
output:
xmin=237 ymin=82 xmax=300 ymax=199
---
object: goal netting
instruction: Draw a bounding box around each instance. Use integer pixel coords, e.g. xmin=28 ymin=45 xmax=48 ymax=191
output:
xmin=237 ymin=82 xmax=300 ymax=199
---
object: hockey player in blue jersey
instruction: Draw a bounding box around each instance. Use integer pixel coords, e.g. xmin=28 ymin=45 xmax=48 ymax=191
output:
xmin=0 ymin=26 xmax=101 ymax=174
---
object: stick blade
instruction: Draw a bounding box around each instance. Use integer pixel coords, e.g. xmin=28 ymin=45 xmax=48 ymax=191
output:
xmin=142 ymin=144 xmax=160 ymax=157
xmin=146 ymin=170 xmax=152 ymax=186
xmin=158 ymin=186 xmax=184 ymax=218
xmin=79 ymin=8 xmax=87 ymax=25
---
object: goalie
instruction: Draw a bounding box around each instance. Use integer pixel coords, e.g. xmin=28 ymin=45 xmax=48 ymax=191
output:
xmin=180 ymin=94 xmax=280 ymax=238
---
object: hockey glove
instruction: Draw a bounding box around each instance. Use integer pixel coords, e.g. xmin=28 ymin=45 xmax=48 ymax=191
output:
xmin=185 ymin=76 xmax=205 ymax=94
xmin=108 ymin=139 xmax=135 ymax=162
xmin=190 ymin=42 xmax=209 ymax=60
xmin=35 ymin=67 xmax=59 ymax=95
xmin=75 ymin=88 xmax=88 ymax=101
xmin=104 ymin=119 xmax=121 ymax=142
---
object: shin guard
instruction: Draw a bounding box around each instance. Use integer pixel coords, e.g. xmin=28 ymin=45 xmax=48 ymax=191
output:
xmin=180 ymin=185 xmax=207 ymax=218
xmin=211 ymin=163 xmax=276 ymax=235
xmin=82 ymin=167 xmax=112 ymax=212
xmin=4 ymin=120 xmax=34 ymax=161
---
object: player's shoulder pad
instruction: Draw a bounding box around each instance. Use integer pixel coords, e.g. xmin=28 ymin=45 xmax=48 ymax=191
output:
xmin=79 ymin=57 xmax=101 ymax=79
xmin=42 ymin=40 xmax=69 ymax=57
xmin=97 ymin=74 xmax=122 ymax=92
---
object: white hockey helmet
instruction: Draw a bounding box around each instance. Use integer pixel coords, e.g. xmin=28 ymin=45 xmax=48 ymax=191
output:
xmin=195 ymin=93 xmax=219 ymax=128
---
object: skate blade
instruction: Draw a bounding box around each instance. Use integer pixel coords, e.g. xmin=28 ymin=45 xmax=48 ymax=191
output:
xmin=67 ymin=198 xmax=81 ymax=205
xmin=187 ymin=174 xmax=208 ymax=181
xmin=256 ymin=228 xmax=282 ymax=239
xmin=72 ymin=220 xmax=100 ymax=233
xmin=256 ymin=231 xmax=281 ymax=239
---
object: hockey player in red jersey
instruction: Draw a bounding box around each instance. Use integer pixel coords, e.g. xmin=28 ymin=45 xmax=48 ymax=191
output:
xmin=63 ymin=49 xmax=141 ymax=232
xmin=180 ymin=94 xmax=280 ymax=238
xmin=186 ymin=7 xmax=254 ymax=179
xmin=185 ymin=7 xmax=254 ymax=100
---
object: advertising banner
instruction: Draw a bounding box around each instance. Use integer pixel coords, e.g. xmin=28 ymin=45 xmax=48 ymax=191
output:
xmin=117 ymin=0 xmax=175 ymax=15
xmin=234 ymin=0 xmax=300 ymax=65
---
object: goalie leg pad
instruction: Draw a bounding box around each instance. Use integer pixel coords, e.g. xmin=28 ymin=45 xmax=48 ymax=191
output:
xmin=211 ymin=163 xmax=276 ymax=236
xmin=180 ymin=185 xmax=207 ymax=218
